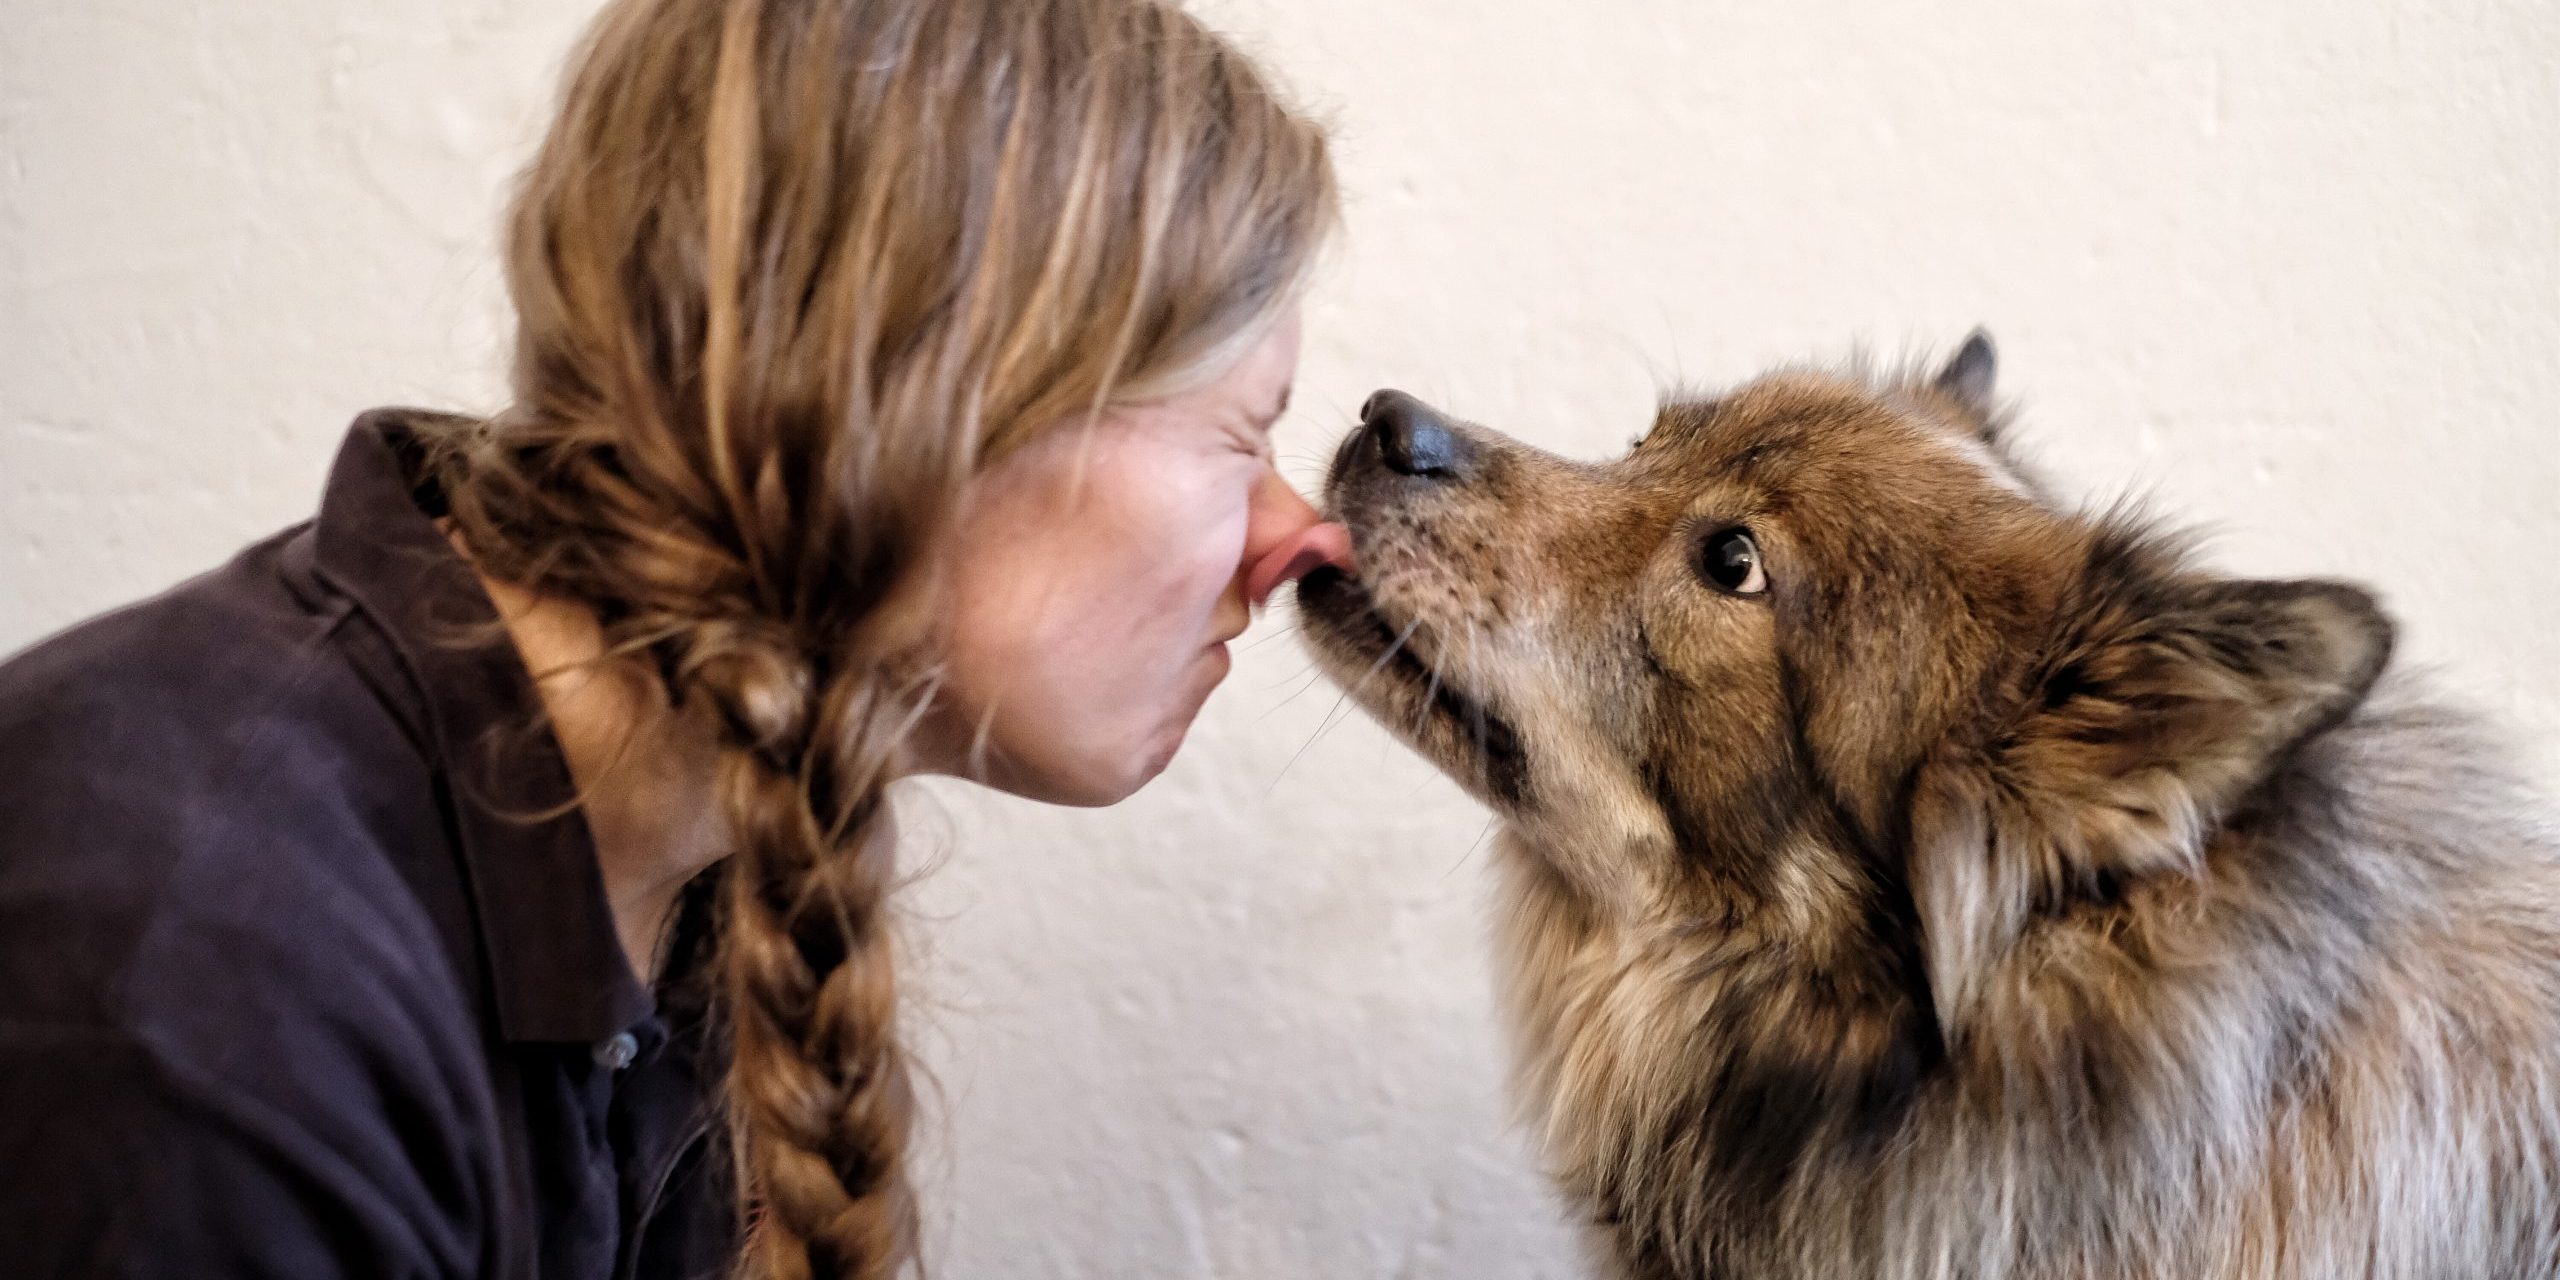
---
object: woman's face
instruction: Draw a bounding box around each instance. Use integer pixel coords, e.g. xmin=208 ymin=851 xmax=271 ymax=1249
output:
xmin=925 ymin=310 xmax=1346 ymax=805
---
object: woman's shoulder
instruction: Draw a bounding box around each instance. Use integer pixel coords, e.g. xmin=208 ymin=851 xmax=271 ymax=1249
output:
xmin=0 ymin=524 xmax=475 ymax=1064
xmin=0 ymin=517 xmax=409 ymax=763
xmin=0 ymin=558 xmax=503 ymax=1271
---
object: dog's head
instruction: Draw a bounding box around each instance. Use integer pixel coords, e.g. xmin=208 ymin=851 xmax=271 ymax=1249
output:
xmin=1298 ymin=335 xmax=2393 ymax=1020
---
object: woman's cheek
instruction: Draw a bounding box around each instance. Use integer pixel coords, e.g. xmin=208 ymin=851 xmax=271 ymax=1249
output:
xmin=1140 ymin=456 xmax=1256 ymax=608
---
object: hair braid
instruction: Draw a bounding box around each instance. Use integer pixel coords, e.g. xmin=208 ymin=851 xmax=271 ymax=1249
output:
xmin=685 ymin=2 xmax=929 ymax=1261
xmin=693 ymin=636 xmax=923 ymax=1280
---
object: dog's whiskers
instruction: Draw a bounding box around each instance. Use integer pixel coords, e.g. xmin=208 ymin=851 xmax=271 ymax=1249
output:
xmin=1446 ymin=812 xmax=1501 ymax=881
xmin=1461 ymin=618 xmax=1493 ymax=764
xmin=1239 ymin=619 xmax=1302 ymax=655
xmin=1267 ymin=616 xmax=1423 ymax=794
xmin=1252 ymin=664 xmax=1328 ymax=722
xmin=1412 ymin=642 xmax=1445 ymax=742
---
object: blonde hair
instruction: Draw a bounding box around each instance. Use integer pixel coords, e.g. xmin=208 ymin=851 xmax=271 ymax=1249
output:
xmin=424 ymin=0 xmax=1335 ymax=1274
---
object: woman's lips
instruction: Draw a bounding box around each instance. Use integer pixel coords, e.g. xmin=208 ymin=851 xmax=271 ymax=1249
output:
xmin=1246 ymin=522 xmax=1357 ymax=608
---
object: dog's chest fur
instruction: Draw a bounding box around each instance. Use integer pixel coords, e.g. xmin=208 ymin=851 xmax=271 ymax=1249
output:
xmin=1483 ymin=695 xmax=2560 ymax=1280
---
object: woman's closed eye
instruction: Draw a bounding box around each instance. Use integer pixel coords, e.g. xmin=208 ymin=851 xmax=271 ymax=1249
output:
xmin=1229 ymin=415 xmax=1280 ymax=460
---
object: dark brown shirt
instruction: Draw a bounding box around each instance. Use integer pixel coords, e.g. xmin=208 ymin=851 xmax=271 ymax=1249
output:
xmin=0 ymin=412 xmax=735 ymax=1278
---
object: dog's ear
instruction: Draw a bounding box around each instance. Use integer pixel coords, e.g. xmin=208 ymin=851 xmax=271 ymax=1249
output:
xmin=2004 ymin=570 xmax=2392 ymax=870
xmin=1931 ymin=329 xmax=1999 ymax=428
xmin=1912 ymin=531 xmax=2394 ymax=1025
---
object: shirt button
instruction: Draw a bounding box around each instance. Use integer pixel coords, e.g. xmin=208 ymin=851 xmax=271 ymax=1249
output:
xmin=594 ymin=1030 xmax=639 ymax=1071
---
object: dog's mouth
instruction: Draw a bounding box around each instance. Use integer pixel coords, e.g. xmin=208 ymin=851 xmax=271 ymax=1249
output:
xmin=1295 ymin=565 xmax=1530 ymax=806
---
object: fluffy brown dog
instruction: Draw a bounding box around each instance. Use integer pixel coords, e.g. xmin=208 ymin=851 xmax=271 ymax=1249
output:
xmin=1296 ymin=335 xmax=2560 ymax=1279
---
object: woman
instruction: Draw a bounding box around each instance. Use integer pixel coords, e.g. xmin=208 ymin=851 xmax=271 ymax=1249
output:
xmin=0 ymin=0 xmax=1351 ymax=1276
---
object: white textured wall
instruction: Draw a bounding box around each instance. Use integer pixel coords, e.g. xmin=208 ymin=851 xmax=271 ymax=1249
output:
xmin=5 ymin=1 xmax=2556 ymax=1275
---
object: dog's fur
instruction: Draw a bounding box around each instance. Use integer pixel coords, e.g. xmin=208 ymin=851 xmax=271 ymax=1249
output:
xmin=1296 ymin=336 xmax=2560 ymax=1279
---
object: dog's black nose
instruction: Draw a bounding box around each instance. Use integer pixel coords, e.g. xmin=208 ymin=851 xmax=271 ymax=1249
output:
xmin=1361 ymin=389 xmax=1470 ymax=480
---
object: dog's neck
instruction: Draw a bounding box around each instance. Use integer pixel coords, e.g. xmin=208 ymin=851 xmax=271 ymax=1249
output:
xmin=1491 ymin=825 xmax=1942 ymax=1264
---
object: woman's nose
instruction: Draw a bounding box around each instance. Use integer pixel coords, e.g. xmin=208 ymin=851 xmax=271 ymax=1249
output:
xmin=1243 ymin=468 xmax=1355 ymax=608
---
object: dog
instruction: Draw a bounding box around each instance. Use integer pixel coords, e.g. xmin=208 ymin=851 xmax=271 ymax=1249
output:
xmin=1295 ymin=334 xmax=2560 ymax=1279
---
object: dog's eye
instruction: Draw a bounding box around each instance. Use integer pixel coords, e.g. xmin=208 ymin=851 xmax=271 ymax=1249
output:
xmin=1697 ymin=528 xmax=1767 ymax=596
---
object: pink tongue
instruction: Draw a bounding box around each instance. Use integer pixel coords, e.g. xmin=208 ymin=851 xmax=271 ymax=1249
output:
xmin=1247 ymin=522 xmax=1358 ymax=608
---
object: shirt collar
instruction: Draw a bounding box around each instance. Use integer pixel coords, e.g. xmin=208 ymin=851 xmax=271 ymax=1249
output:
xmin=309 ymin=409 xmax=655 ymax=1046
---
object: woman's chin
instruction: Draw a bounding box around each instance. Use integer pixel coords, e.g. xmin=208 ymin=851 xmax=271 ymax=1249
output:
xmin=949 ymin=651 xmax=1231 ymax=807
xmin=1088 ymin=695 xmax=1214 ymax=805
xmin=996 ymin=728 xmax=1179 ymax=808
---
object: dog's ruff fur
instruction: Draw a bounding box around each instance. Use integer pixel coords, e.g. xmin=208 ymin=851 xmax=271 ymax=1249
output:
xmin=1297 ymin=335 xmax=2560 ymax=1279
